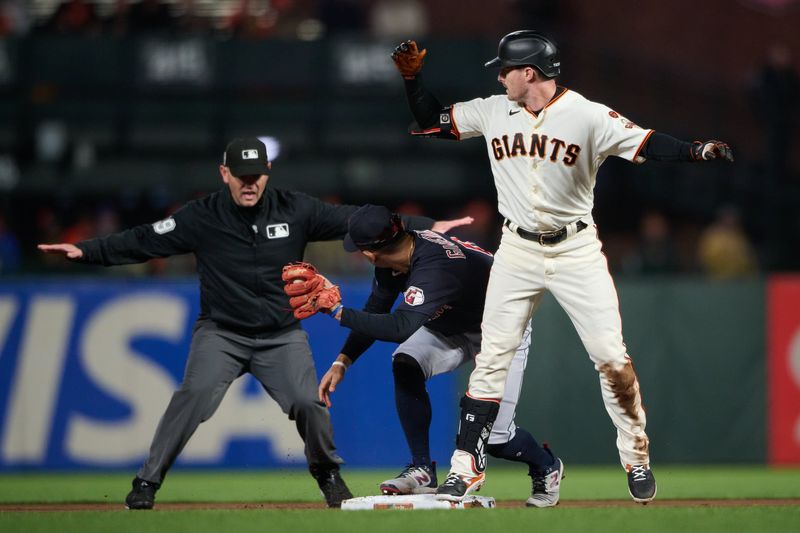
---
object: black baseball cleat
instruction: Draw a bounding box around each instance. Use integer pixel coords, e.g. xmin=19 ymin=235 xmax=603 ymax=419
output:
xmin=434 ymin=471 xmax=485 ymax=502
xmin=626 ymin=464 xmax=657 ymax=504
xmin=125 ymin=477 xmax=160 ymax=510
xmin=310 ymin=465 xmax=353 ymax=508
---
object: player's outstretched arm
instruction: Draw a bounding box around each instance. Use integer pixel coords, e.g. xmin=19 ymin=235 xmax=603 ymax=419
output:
xmin=318 ymin=354 xmax=353 ymax=408
xmin=391 ymin=40 xmax=444 ymax=131
xmin=639 ymin=132 xmax=734 ymax=163
xmin=432 ymin=216 xmax=474 ymax=234
xmin=37 ymin=243 xmax=83 ymax=260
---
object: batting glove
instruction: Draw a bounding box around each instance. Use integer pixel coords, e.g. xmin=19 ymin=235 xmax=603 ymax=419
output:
xmin=691 ymin=140 xmax=734 ymax=162
xmin=391 ymin=40 xmax=427 ymax=80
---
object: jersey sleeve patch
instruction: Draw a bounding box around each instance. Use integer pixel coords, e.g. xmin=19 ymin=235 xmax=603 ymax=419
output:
xmin=152 ymin=217 xmax=176 ymax=235
xmin=403 ymin=286 xmax=425 ymax=306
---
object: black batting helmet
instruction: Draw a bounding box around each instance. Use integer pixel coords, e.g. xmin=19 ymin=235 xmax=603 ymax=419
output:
xmin=484 ymin=30 xmax=560 ymax=78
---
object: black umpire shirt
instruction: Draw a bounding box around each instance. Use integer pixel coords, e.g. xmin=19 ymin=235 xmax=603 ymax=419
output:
xmin=76 ymin=187 xmax=433 ymax=336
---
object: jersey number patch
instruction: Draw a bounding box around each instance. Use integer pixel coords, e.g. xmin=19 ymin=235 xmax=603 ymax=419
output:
xmin=404 ymin=286 xmax=425 ymax=306
xmin=152 ymin=217 xmax=176 ymax=235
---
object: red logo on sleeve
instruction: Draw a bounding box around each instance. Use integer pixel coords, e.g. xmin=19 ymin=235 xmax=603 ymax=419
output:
xmin=404 ymin=287 xmax=425 ymax=306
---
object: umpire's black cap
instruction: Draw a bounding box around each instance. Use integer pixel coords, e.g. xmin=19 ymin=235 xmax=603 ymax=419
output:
xmin=223 ymin=137 xmax=270 ymax=177
xmin=343 ymin=204 xmax=405 ymax=252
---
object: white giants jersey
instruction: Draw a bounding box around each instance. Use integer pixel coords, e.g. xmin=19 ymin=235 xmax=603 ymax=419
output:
xmin=451 ymin=88 xmax=653 ymax=232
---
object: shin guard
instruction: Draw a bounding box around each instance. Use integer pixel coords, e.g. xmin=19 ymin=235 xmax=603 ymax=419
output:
xmin=455 ymin=396 xmax=500 ymax=473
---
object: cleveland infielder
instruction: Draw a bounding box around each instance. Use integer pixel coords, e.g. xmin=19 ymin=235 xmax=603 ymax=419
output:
xmin=311 ymin=204 xmax=563 ymax=507
xmin=391 ymin=30 xmax=734 ymax=503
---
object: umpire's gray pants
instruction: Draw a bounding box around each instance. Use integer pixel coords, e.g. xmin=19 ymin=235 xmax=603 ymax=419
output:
xmin=138 ymin=319 xmax=341 ymax=484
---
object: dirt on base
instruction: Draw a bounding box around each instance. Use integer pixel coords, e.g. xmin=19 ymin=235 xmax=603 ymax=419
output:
xmin=2 ymin=499 xmax=799 ymax=512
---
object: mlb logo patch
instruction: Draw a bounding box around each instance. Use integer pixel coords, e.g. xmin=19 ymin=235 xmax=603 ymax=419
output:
xmin=241 ymin=149 xmax=259 ymax=160
xmin=404 ymin=286 xmax=425 ymax=306
xmin=266 ymin=223 xmax=290 ymax=239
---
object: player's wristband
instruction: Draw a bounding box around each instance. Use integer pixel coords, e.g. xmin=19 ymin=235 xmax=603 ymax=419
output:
xmin=331 ymin=361 xmax=347 ymax=371
xmin=328 ymin=302 xmax=343 ymax=317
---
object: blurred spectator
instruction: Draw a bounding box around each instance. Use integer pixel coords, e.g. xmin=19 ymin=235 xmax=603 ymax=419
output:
xmin=36 ymin=207 xmax=62 ymax=244
xmin=103 ymin=0 xmax=130 ymax=36
xmin=318 ymin=0 xmax=367 ymax=35
xmin=0 ymin=0 xmax=32 ymax=37
xmin=621 ymin=210 xmax=680 ymax=275
xmin=95 ymin=205 xmax=121 ymax=237
xmin=751 ymin=43 xmax=799 ymax=184
xmin=35 ymin=207 xmax=64 ymax=270
xmin=60 ymin=212 xmax=96 ymax=244
xmin=448 ymin=198 xmax=499 ymax=252
xmin=697 ymin=206 xmax=758 ymax=279
xmin=42 ymin=0 xmax=101 ymax=34
xmin=128 ymin=0 xmax=176 ymax=33
xmin=394 ymin=200 xmax=426 ymax=216
xmin=174 ymin=0 xmax=212 ymax=35
xmin=0 ymin=214 xmax=20 ymax=274
xmin=510 ymin=0 xmax=566 ymax=41
xmin=263 ymin=0 xmax=321 ymax=39
xmin=369 ymin=0 xmax=429 ymax=39
xmin=93 ymin=204 xmax=153 ymax=276
xmin=225 ymin=0 xmax=277 ymax=39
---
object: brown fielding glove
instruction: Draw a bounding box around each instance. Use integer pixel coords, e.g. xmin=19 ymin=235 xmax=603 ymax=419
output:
xmin=391 ymin=40 xmax=427 ymax=80
xmin=690 ymin=140 xmax=734 ymax=162
xmin=282 ymin=262 xmax=324 ymax=297
xmin=282 ymin=262 xmax=342 ymax=320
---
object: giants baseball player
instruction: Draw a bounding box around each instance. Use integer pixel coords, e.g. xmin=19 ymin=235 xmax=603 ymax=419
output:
xmin=391 ymin=31 xmax=734 ymax=503
xmin=284 ymin=204 xmax=564 ymax=507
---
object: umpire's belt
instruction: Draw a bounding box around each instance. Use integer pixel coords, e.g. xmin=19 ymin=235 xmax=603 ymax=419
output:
xmin=504 ymin=219 xmax=588 ymax=246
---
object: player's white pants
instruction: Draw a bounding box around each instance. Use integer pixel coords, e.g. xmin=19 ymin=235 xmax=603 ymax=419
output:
xmin=451 ymin=223 xmax=649 ymax=476
xmin=394 ymin=323 xmax=531 ymax=445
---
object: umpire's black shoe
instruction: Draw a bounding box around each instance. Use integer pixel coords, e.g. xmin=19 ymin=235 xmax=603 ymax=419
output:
xmin=310 ymin=465 xmax=353 ymax=508
xmin=626 ymin=464 xmax=656 ymax=504
xmin=125 ymin=477 xmax=160 ymax=510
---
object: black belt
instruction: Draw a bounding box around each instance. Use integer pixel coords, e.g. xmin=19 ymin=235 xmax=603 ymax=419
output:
xmin=504 ymin=219 xmax=588 ymax=246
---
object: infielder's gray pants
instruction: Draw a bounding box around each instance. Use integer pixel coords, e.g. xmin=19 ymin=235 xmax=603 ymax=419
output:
xmin=138 ymin=319 xmax=341 ymax=484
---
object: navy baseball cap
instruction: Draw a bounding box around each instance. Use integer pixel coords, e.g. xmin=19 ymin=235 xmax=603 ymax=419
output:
xmin=223 ymin=137 xmax=270 ymax=177
xmin=343 ymin=205 xmax=405 ymax=252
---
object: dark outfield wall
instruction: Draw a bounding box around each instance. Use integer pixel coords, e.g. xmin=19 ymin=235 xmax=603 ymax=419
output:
xmin=466 ymin=279 xmax=766 ymax=465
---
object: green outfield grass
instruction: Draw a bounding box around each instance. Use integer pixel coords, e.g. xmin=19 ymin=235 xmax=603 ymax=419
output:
xmin=1 ymin=466 xmax=799 ymax=533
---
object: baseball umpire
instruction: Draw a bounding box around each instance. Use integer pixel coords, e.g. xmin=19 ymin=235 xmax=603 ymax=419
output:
xmin=390 ymin=32 xmax=734 ymax=503
xmin=38 ymin=137 xmax=469 ymax=509
xmin=283 ymin=204 xmax=564 ymax=507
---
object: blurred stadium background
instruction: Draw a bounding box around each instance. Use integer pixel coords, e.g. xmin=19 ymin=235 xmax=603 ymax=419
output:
xmin=0 ymin=0 xmax=799 ymax=477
